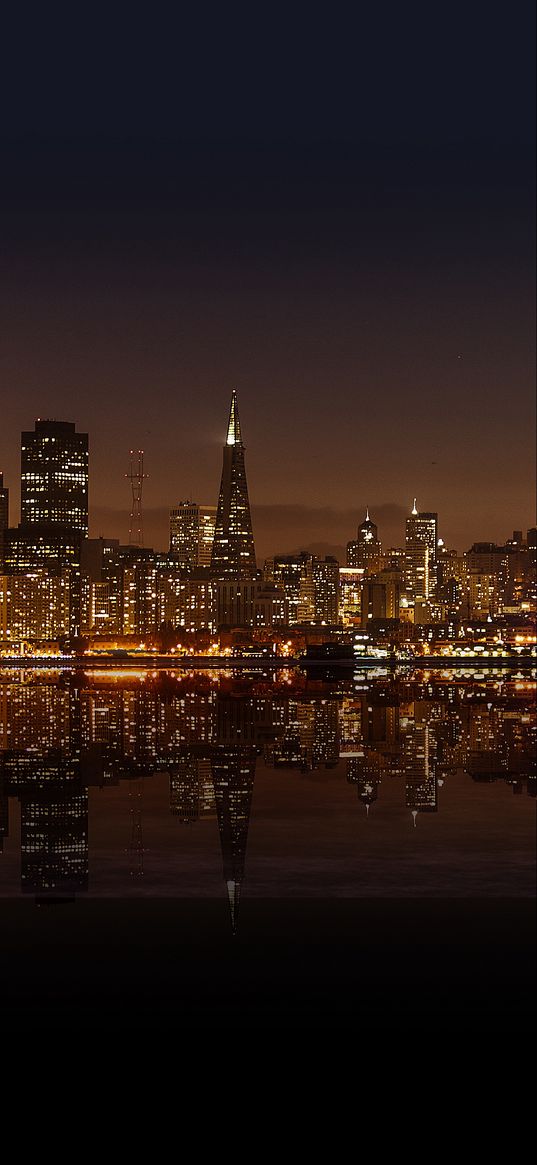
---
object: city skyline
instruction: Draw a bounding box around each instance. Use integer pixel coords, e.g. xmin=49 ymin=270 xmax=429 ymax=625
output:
xmin=1 ymin=393 xmax=534 ymax=654
xmin=1 ymin=396 xmax=534 ymax=564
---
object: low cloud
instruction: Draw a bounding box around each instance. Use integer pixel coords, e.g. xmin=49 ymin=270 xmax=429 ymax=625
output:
xmin=90 ymin=501 xmax=409 ymax=562
xmin=251 ymin=503 xmax=408 ymax=558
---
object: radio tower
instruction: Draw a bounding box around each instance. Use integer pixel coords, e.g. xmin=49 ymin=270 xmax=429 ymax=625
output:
xmin=126 ymin=450 xmax=147 ymax=546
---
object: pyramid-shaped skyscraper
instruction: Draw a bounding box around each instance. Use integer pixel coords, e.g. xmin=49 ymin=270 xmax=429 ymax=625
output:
xmin=211 ymin=390 xmax=257 ymax=577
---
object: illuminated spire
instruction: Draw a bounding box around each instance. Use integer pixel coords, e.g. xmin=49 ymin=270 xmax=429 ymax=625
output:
xmin=412 ymin=498 xmax=418 ymax=515
xmin=365 ymin=506 xmax=370 ymax=521
xmin=226 ymin=389 xmax=242 ymax=446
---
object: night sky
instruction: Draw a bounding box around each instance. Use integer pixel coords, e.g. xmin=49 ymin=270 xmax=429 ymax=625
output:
xmin=1 ymin=5 xmax=535 ymax=561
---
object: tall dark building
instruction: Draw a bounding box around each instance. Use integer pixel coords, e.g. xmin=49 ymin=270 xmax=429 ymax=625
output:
xmin=0 ymin=472 xmax=8 ymax=566
xmin=211 ymin=391 xmax=257 ymax=578
xmin=21 ymin=419 xmax=89 ymax=534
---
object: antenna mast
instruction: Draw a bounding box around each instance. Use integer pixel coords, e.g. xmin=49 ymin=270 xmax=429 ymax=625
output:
xmin=126 ymin=450 xmax=147 ymax=546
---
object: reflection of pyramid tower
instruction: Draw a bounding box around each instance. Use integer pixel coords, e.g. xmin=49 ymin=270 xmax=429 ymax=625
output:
xmin=211 ymin=746 xmax=257 ymax=933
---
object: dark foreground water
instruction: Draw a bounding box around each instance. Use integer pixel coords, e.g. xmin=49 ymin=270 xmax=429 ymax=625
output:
xmin=1 ymin=667 xmax=535 ymax=1036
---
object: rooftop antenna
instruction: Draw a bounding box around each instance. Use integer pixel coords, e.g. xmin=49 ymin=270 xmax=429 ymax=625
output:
xmin=126 ymin=450 xmax=147 ymax=546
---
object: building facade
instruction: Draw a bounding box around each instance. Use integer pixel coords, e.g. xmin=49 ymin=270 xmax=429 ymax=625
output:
xmin=21 ymin=419 xmax=89 ymax=535
xmin=404 ymin=501 xmax=438 ymax=600
xmin=170 ymin=502 xmax=217 ymax=568
xmin=347 ymin=510 xmax=382 ymax=573
xmin=0 ymin=571 xmax=71 ymax=643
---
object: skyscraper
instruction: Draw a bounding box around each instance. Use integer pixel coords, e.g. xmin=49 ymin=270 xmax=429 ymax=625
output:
xmin=312 ymin=556 xmax=340 ymax=623
xmin=211 ymin=391 xmax=257 ymax=577
xmin=21 ymin=419 xmax=89 ymax=534
xmin=2 ymin=420 xmax=89 ymax=634
xmin=170 ymin=501 xmax=217 ymax=568
xmin=347 ymin=509 xmax=382 ymax=573
xmin=404 ymin=500 xmax=438 ymax=600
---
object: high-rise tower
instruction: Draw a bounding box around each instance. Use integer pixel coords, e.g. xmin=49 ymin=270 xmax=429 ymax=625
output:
xmin=404 ymin=499 xmax=438 ymax=600
xmin=347 ymin=508 xmax=382 ymax=573
xmin=211 ymin=391 xmax=256 ymax=577
xmin=170 ymin=502 xmax=217 ymax=568
xmin=21 ymin=420 xmax=89 ymax=534
xmin=3 ymin=420 xmax=88 ymax=634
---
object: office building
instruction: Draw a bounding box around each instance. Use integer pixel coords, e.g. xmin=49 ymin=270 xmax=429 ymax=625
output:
xmin=0 ymin=570 xmax=71 ymax=643
xmin=361 ymin=568 xmax=401 ymax=625
xmin=312 ymin=556 xmax=340 ymax=624
xmin=405 ymin=500 xmax=438 ymax=600
xmin=159 ymin=570 xmax=217 ymax=633
xmin=21 ymin=419 xmax=89 ymax=534
xmin=170 ymin=502 xmax=217 ymax=568
xmin=216 ymin=579 xmax=287 ymax=628
xmin=265 ymin=553 xmax=315 ymax=624
xmin=338 ymin=567 xmax=364 ymax=626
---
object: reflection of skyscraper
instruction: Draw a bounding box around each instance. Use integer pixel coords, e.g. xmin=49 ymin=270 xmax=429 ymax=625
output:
xmin=211 ymin=391 xmax=257 ymax=577
xmin=170 ymin=757 xmax=200 ymax=823
xmin=20 ymin=788 xmax=89 ymax=901
xmin=403 ymin=722 xmax=437 ymax=814
xmin=211 ymin=746 xmax=257 ymax=932
xmin=169 ymin=757 xmax=217 ymax=820
xmin=346 ymin=757 xmax=379 ymax=813
xmin=312 ymin=701 xmax=340 ymax=768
